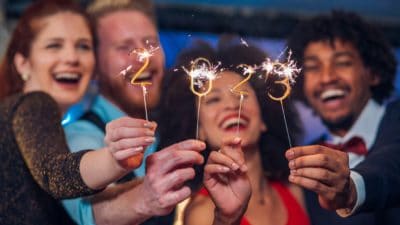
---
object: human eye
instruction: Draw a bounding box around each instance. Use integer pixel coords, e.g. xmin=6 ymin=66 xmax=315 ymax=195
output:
xmin=334 ymin=59 xmax=353 ymax=68
xmin=115 ymin=44 xmax=132 ymax=53
xmin=303 ymin=63 xmax=320 ymax=74
xmin=45 ymin=42 xmax=62 ymax=50
xmin=77 ymin=41 xmax=93 ymax=51
xmin=204 ymin=96 xmax=220 ymax=105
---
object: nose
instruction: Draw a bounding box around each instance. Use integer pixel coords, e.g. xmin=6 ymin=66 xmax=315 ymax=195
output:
xmin=225 ymin=93 xmax=240 ymax=110
xmin=319 ymin=64 xmax=338 ymax=84
xmin=64 ymin=46 xmax=79 ymax=66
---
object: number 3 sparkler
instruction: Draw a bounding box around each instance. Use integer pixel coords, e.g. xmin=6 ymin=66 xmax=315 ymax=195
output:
xmin=261 ymin=50 xmax=301 ymax=147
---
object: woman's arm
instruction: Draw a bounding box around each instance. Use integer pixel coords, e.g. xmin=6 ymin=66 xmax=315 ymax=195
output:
xmin=12 ymin=92 xmax=154 ymax=198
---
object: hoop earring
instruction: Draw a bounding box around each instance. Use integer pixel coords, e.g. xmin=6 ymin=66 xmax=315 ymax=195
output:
xmin=21 ymin=73 xmax=30 ymax=81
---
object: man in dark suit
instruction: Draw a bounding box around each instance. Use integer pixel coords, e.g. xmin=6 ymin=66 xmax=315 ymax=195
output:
xmin=285 ymin=10 xmax=400 ymax=224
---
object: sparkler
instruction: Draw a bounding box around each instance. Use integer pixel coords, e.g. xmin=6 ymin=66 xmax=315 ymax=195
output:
xmin=182 ymin=57 xmax=220 ymax=139
xmin=117 ymin=43 xmax=159 ymax=169
xmin=261 ymin=50 xmax=301 ymax=147
xmin=231 ymin=64 xmax=257 ymax=136
xmin=128 ymin=45 xmax=159 ymax=121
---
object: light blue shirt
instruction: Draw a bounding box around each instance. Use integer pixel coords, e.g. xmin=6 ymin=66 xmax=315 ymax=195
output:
xmin=323 ymin=100 xmax=386 ymax=216
xmin=62 ymin=94 xmax=157 ymax=225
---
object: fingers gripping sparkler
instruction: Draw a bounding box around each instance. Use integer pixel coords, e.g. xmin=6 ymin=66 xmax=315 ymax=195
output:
xmin=261 ymin=50 xmax=301 ymax=147
xmin=231 ymin=64 xmax=257 ymax=136
xmin=182 ymin=57 xmax=220 ymax=139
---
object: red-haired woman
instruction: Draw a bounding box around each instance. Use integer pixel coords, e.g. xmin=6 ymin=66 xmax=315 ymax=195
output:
xmin=0 ymin=1 xmax=155 ymax=224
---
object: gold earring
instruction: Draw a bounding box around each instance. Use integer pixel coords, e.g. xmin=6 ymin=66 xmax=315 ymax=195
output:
xmin=21 ymin=73 xmax=30 ymax=81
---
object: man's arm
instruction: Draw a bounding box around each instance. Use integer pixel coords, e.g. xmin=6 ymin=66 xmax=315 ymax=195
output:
xmin=75 ymin=139 xmax=205 ymax=225
xmin=352 ymin=143 xmax=400 ymax=212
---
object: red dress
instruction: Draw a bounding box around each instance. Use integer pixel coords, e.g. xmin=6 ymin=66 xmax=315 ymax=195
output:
xmin=198 ymin=181 xmax=310 ymax=225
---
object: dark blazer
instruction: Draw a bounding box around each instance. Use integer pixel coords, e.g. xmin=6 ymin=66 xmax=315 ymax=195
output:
xmin=0 ymin=92 xmax=98 ymax=225
xmin=305 ymin=99 xmax=400 ymax=225
xmin=353 ymin=99 xmax=400 ymax=212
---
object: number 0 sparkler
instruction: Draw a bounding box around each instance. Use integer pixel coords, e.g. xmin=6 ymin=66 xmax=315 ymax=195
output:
xmin=182 ymin=57 xmax=221 ymax=139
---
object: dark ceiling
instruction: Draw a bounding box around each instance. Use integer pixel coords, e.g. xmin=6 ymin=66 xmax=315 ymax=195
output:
xmin=5 ymin=0 xmax=400 ymax=46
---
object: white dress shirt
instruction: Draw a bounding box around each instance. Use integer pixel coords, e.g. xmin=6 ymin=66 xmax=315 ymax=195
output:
xmin=324 ymin=99 xmax=386 ymax=216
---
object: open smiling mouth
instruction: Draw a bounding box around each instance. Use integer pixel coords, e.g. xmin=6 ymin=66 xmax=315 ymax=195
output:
xmin=124 ymin=71 xmax=153 ymax=83
xmin=54 ymin=73 xmax=81 ymax=84
xmin=320 ymin=89 xmax=347 ymax=103
xmin=220 ymin=115 xmax=249 ymax=132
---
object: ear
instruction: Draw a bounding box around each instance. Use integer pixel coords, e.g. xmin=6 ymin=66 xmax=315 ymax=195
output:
xmin=260 ymin=121 xmax=267 ymax=133
xmin=14 ymin=52 xmax=31 ymax=77
xmin=367 ymin=69 xmax=381 ymax=86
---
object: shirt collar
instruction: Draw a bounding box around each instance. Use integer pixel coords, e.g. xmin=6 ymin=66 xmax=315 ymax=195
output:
xmin=327 ymin=99 xmax=386 ymax=150
xmin=92 ymin=95 xmax=126 ymax=123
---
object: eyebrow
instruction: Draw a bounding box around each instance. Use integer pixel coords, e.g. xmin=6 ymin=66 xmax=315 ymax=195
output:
xmin=333 ymin=51 xmax=355 ymax=59
xmin=303 ymin=51 xmax=355 ymax=62
xmin=208 ymin=88 xmax=222 ymax=94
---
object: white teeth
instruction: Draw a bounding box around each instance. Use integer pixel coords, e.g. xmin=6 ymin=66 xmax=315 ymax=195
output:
xmin=221 ymin=117 xmax=248 ymax=129
xmin=138 ymin=71 xmax=151 ymax=79
xmin=55 ymin=73 xmax=79 ymax=80
xmin=320 ymin=89 xmax=346 ymax=101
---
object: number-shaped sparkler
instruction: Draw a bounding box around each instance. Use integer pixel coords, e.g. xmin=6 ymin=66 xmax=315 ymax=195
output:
xmin=182 ymin=57 xmax=220 ymax=139
xmin=261 ymin=50 xmax=301 ymax=147
xmin=118 ymin=46 xmax=159 ymax=169
xmin=231 ymin=64 xmax=257 ymax=135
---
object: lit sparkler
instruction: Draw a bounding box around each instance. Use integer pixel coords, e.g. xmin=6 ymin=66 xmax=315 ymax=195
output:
xmin=182 ymin=57 xmax=221 ymax=139
xmin=231 ymin=64 xmax=257 ymax=136
xmin=117 ymin=43 xmax=159 ymax=169
xmin=261 ymin=50 xmax=301 ymax=147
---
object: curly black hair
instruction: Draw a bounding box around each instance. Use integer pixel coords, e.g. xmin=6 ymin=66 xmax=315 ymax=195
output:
xmin=287 ymin=10 xmax=397 ymax=104
xmin=156 ymin=38 xmax=301 ymax=190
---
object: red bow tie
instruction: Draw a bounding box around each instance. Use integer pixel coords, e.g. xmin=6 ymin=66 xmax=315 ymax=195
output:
xmin=321 ymin=136 xmax=368 ymax=156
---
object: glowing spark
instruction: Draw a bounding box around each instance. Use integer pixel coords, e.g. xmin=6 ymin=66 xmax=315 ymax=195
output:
xmin=182 ymin=57 xmax=221 ymax=97
xmin=231 ymin=64 xmax=257 ymax=96
xmin=261 ymin=50 xmax=301 ymax=85
xmin=182 ymin=57 xmax=221 ymax=139
xmin=259 ymin=48 xmax=301 ymax=148
xmin=240 ymin=38 xmax=249 ymax=47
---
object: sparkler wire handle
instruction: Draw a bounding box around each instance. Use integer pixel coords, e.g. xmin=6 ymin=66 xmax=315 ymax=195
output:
xmin=280 ymin=99 xmax=292 ymax=148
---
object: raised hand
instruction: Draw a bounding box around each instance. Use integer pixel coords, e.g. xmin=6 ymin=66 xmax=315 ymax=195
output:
xmin=134 ymin=139 xmax=206 ymax=217
xmin=104 ymin=116 xmax=157 ymax=169
xmin=204 ymin=137 xmax=251 ymax=222
xmin=285 ymin=145 xmax=356 ymax=210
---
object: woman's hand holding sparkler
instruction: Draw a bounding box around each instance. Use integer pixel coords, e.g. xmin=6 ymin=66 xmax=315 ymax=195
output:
xmin=204 ymin=137 xmax=251 ymax=225
xmin=104 ymin=117 xmax=157 ymax=169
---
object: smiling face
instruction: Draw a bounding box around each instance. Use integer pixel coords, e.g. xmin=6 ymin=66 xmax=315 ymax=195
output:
xmin=96 ymin=10 xmax=165 ymax=117
xmin=302 ymin=39 xmax=380 ymax=136
xmin=15 ymin=12 xmax=94 ymax=113
xmin=199 ymin=71 xmax=266 ymax=150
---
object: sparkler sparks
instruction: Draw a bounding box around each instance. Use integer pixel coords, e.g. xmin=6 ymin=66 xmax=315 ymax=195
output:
xmin=231 ymin=64 xmax=257 ymax=136
xmin=261 ymin=49 xmax=301 ymax=148
xmin=182 ymin=57 xmax=222 ymax=139
xmin=182 ymin=57 xmax=221 ymax=97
